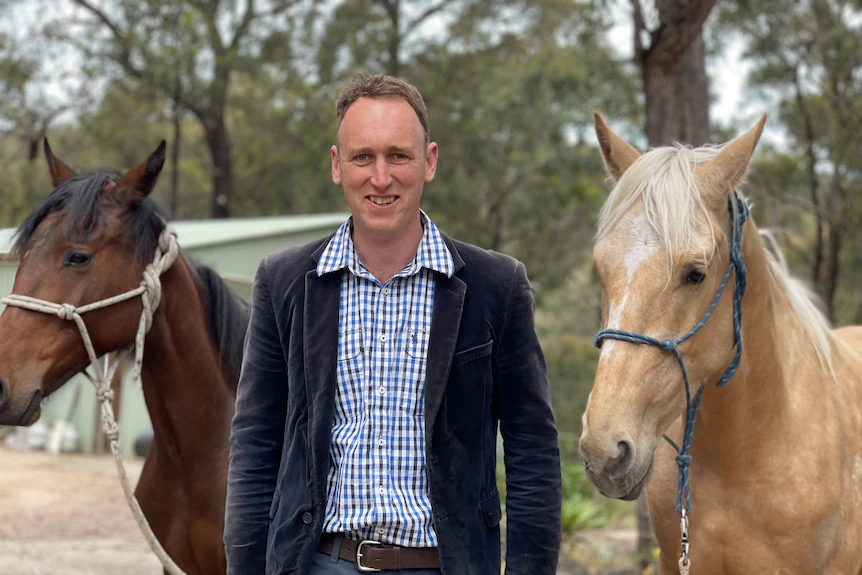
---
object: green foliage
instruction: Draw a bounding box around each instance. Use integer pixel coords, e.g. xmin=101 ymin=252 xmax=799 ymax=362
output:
xmin=544 ymin=333 xmax=600 ymax=442
xmin=718 ymin=0 xmax=862 ymax=324
xmin=0 ymin=0 xmax=641 ymax=291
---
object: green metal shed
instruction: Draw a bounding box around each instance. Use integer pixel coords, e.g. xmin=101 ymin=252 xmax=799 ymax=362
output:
xmin=0 ymin=213 xmax=347 ymax=456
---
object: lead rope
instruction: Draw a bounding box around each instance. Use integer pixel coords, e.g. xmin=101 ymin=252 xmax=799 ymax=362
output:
xmin=1 ymin=228 xmax=187 ymax=575
xmin=595 ymin=193 xmax=749 ymax=574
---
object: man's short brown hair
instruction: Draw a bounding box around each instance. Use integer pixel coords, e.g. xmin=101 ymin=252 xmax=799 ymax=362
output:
xmin=335 ymin=75 xmax=430 ymax=144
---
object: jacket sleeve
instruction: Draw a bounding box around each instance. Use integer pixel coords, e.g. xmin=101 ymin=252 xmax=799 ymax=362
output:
xmin=498 ymin=262 xmax=562 ymax=575
xmin=224 ymin=257 xmax=289 ymax=574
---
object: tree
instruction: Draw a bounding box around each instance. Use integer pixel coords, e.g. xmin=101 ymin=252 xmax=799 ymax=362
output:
xmin=416 ymin=0 xmax=638 ymax=291
xmin=720 ymin=0 xmax=862 ymax=321
xmin=44 ymin=0 xmax=300 ymax=218
xmin=631 ymin=0 xmax=717 ymax=146
xmin=315 ymin=0 xmax=482 ymax=82
xmin=0 ymin=34 xmax=87 ymax=163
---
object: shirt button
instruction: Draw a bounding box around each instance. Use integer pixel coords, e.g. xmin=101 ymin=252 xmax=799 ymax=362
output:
xmin=378 ymin=438 xmax=385 ymax=447
xmin=377 ymin=527 xmax=385 ymax=535
xmin=301 ymin=511 xmax=313 ymax=525
xmin=378 ymin=386 xmax=385 ymax=395
xmin=383 ymin=288 xmax=390 ymax=295
xmin=378 ymin=486 xmax=385 ymax=495
xmin=380 ymin=334 xmax=387 ymax=342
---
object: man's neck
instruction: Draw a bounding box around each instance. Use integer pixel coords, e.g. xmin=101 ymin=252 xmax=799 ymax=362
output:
xmin=353 ymin=216 xmax=424 ymax=284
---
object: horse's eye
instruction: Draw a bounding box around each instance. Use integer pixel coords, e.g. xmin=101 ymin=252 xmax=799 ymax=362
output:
xmin=66 ymin=252 xmax=92 ymax=267
xmin=684 ymin=268 xmax=706 ymax=285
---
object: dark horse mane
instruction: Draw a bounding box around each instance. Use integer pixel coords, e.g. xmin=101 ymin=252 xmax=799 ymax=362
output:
xmin=13 ymin=170 xmax=249 ymax=383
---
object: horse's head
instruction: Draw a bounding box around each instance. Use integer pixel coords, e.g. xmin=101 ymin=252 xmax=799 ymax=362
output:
xmin=0 ymin=140 xmax=167 ymax=425
xmin=579 ymin=113 xmax=766 ymax=500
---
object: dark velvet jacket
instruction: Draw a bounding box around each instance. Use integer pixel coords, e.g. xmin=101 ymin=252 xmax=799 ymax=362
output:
xmin=224 ymin=233 xmax=561 ymax=575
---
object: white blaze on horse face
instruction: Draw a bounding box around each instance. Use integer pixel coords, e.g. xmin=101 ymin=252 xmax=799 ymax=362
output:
xmin=600 ymin=215 xmax=661 ymax=363
xmin=600 ymin=294 xmax=628 ymax=360
xmin=853 ymin=456 xmax=862 ymax=506
xmin=624 ymin=214 xmax=660 ymax=283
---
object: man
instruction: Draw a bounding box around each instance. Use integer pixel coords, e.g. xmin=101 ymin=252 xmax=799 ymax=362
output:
xmin=224 ymin=75 xmax=561 ymax=575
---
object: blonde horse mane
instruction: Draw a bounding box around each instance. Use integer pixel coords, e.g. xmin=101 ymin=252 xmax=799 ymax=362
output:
xmin=595 ymin=144 xmax=835 ymax=372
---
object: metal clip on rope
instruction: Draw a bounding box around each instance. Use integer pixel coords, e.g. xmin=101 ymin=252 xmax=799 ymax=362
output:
xmin=679 ymin=508 xmax=691 ymax=575
xmin=1 ymin=228 xmax=187 ymax=575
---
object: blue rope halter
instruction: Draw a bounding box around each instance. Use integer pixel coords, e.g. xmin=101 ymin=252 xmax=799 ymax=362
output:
xmin=594 ymin=192 xmax=749 ymax=515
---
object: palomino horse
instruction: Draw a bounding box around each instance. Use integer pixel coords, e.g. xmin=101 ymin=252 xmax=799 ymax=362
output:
xmin=0 ymin=141 xmax=248 ymax=575
xmin=580 ymin=113 xmax=862 ymax=574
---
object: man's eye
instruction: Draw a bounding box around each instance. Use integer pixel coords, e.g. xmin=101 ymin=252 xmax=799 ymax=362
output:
xmin=393 ymin=154 xmax=407 ymax=160
xmin=356 ymin=154 xmax=370 ymax=162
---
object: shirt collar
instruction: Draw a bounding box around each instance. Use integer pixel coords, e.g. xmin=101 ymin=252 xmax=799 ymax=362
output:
xmin=316 ymin=210 xmax=454 ymax=279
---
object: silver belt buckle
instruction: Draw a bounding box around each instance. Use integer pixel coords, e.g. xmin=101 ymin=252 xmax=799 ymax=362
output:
xmin=356 ymin=540 xmax=383 ymax=572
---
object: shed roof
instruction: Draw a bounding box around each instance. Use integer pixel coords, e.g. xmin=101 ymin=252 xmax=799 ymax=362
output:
xmin=0 ymin=213 xmax=348 ymax=257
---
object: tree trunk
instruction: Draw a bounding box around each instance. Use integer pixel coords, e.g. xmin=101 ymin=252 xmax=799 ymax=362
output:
xmin=643 ymin=31 xmax=710 ymax=146
xmin=821 ymin=171 xmax=845 ymax=321
xmin=824 ymin=223 xmax=841 ymax=321
xmin=203 ymin=116 xmax=232 ymax=219
xmin=389 ymin=29 xmax=401 ymax=76
xmin=170 ymin=98 xmax=182 ymax=220
xmin=793 ymin=75 xmax=824 ymax=289
xmin=385 ymin=0 xmax=401 ymax=76
xmin=28 ymin=137 xmax=40 ymax=163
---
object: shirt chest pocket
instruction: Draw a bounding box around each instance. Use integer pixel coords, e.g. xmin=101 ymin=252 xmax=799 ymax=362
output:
xmin=405 ymin=325 xmax=431 ymax=359
xmin=337 ymin=327 xmax=364 ymax=361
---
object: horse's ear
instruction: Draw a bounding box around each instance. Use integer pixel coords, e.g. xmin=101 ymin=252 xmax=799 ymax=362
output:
xmin=43 ymin=138 xmax=77 ymax=188
xmin=116 ymin=141 xmax=167 ymax=200
xmin=594 ymin=112 xmax=641 ymax=182
xmin=698 ymin=114 xmax=767 ymax=207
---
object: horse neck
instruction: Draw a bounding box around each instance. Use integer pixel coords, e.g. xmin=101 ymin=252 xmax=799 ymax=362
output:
xmin=692 ymin=222 xmax=825 ymax=465
xmin=138 ymin=254 xmax=234 ymax=471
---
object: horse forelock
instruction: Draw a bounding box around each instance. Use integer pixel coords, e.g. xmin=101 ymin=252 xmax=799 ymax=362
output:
xmin=595 ymin=144 xmax=723 ymax=258
xmin=13 ymin=170 xmax=166 ymax=263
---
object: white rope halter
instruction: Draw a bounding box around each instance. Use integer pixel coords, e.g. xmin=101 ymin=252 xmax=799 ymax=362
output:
xmin=1 ymin=228 xmax=188 ymax=575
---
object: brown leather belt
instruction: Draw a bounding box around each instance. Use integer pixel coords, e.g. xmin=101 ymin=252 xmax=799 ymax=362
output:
xmin=317 ymin=532 xmax=440 ymax=571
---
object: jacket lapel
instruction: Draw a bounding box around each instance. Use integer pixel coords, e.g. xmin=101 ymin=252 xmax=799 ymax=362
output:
xmin=424 ymin=235 xmax=466 ymax=448
xmin=304 ymin=243 xmax=341 ymax=495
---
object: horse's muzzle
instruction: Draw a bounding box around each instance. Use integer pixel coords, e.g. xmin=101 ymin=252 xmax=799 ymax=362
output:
xmin=0 ymin=387 xmax=42 ymax=426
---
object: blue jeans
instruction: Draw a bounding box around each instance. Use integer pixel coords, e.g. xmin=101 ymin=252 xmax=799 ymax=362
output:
xmin=308 ymin=536 xmax=442 ymax=575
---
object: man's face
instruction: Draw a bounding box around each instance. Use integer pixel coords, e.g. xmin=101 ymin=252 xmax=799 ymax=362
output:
xmin=332 ymin=97 xmax=438 ymax=241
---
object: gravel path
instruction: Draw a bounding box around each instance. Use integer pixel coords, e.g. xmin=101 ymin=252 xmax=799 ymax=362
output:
xmin=0 ymin=445 xmax=162 ymax=575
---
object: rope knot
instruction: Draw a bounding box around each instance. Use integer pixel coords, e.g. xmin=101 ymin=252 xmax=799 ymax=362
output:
xmin=103 ymin=420 xmax=120 ymax=442
xmin=141 ymin=266 xmax=160 ymax=296
xmin=675 ymin=454 xmax=692 ymax=468
xmin=660 ymin=339 xmax=677 ymax=352
xmin=97 ymin=387 xmax=114 ymax=403
xmin=57 ymin=303 xmax=77 ymax=320
xmin=158 ymin=229 xmax=176 ymax=253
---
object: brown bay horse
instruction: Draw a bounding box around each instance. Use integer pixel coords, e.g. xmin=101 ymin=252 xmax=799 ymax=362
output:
xmin=0 ymin=141 xmax=248 ymax=575
xmin=580 ymin=113 xmax=862 ymax=573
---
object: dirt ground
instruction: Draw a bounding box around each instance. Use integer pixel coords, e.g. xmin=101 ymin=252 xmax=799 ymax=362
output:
xmin=0 ymin=444 xmax=637 ymax=575
xmin=0 ymin=445 xmax=163 ymax=575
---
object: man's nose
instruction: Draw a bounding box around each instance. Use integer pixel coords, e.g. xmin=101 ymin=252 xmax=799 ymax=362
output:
xmin=370 ymin=158 xmax=392 ymax=189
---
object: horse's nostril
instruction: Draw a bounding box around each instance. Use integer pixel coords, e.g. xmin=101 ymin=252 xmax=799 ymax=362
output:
xmin=608 ymin=440 xmax=634 ymax=480
xmin=0 ymin=378 xmax=8 ymax=411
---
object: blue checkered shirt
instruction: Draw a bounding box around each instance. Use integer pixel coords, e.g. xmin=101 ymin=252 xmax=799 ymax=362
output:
xmin=316 ymin=212 xmax=454 ymax=547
